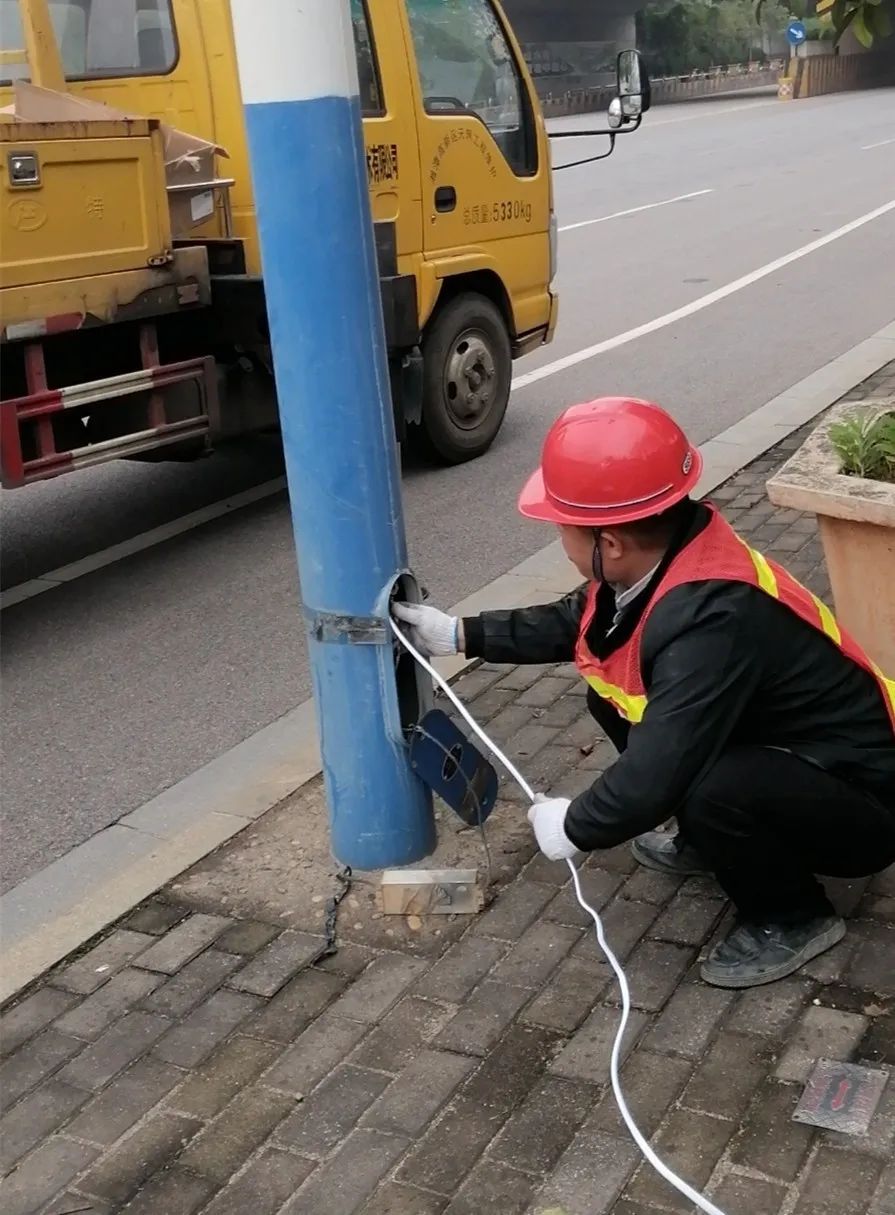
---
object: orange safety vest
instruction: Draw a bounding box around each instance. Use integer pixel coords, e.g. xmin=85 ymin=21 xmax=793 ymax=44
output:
xmin=575 ymin=506 xmax=895 ymax=731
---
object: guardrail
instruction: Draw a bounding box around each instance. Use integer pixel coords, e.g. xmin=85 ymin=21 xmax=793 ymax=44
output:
xmin=538 ymin=60 xmax=785 ymax=116
xmin=787 ymin=49 xmax=895 ymax=98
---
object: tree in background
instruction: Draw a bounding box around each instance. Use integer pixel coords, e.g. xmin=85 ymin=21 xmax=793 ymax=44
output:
xmin=756 ymin=0 xmax=893 ymax=45
xmin=637 ymin=0 xmax=791 ymax=76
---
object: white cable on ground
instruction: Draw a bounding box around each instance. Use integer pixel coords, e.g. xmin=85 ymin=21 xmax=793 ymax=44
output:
xmin=390 ymin=618 xmax=728 ymax=1215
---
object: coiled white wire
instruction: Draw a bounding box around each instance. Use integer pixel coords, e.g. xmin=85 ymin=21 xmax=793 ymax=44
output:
xmin=391 ymin=618 xmax=728 ymax=1215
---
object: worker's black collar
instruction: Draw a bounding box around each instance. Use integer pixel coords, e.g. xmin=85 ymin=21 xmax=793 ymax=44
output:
xmin=587 ymin=500 xmax=710 ymax=659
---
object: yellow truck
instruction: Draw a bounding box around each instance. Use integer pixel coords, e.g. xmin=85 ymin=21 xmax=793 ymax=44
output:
xmin=0 ymin=0 xmax=648 ymax=487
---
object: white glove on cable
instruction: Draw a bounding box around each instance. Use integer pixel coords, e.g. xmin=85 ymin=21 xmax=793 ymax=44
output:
xmin=527 ymin=795 xmax=580 ymax=861
xmin=392 ymin=602 xmax=459 ymax=657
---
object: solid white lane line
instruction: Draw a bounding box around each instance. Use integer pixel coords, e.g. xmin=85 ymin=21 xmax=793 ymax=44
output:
xmin=5 ymin=199 xmax=893 ymax=610
xmin=559 ymin=190 xmax=713 ymax=233
xmin=513 ymin=198 xmax=895 ymax=391
xmin=862 ymin=137 xmax=895 ymax=151
xmin=0 ymin=477 xmax=287 ymax=609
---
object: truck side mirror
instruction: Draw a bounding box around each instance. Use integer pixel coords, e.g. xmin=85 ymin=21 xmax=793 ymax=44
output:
xmin=615 ymin=49 xmax=651 ymax=121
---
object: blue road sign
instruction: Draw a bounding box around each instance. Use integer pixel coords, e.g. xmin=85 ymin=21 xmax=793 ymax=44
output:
xmin=787 ymin=19 xmax=808 ymax=45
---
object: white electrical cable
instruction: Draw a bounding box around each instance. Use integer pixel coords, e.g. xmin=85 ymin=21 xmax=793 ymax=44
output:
xmin=390 ymin=617 xmax=728 ymax=1215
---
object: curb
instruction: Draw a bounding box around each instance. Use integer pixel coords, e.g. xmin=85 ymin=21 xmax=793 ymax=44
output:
xmin=3 ymin=321 xmax=894 ymax=1004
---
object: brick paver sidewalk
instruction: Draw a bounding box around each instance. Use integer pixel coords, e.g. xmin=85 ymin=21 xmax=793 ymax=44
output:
xmin=2 ymin=363 xmax=894 ymax=1215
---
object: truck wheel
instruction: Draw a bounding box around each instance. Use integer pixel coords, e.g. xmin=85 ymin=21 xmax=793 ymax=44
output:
xmin=416 ymin=293 xmax=512 ymax=464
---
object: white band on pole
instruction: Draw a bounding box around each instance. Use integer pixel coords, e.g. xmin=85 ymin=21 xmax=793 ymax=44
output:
xmin=231 ymin=0 xmax=359 ymax=106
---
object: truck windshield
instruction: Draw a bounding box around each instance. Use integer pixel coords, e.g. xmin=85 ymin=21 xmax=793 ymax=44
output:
xmin=405 ymin=0 xmax=536 ymax=177
xmin=0 ymin=0 xmax=176 ymax=83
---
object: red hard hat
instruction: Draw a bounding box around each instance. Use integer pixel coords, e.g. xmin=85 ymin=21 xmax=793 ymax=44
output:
xmin=518 ymin=397 xmax=703 ymax=527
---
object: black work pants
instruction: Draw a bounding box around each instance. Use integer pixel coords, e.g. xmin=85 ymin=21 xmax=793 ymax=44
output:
xmin=587 ymin=692 xmax=895 ymax=921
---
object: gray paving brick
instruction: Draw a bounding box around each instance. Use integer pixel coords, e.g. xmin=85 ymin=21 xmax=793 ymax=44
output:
xmin=491 ymin=921 xmax=581 ymax=988
xmin=329 ymin=954 xmax=429 ymax=1023
xmin=493 ymin=666 xmax=545 ymax=692
xmin=282 ymin=1128 xmax=410 ymax=1215
xmin=66 ymin=1055 xmax=184 ymax=1145
xmin=523 ymin=853 xmax=572 ymax=886
xmin=168 ymin=1034 xmax=280 ymax=1119
xmin=643 ymin=982 xmax=735 ymax=1059
xmin=362 ymin=1049 xmax=476 ymax=1137
xmin=623 ymin=1109 xmax=734 ymax=1211
xmin=776 ymin=1005 xmax=868 ymax=1082
xmin=446 ymin=1157 xmax=536 ymax=1214
xmin=491 ymin=1075 xmax=595 ymax=1175
xmin=794 ymin=1147 xmax=885 ymax=1214
xmin=573 ymin=897 xmax=659 ymax=968
xmin=708 ymin=1174 xmax=787 ymax=1215
xmin=462 ymin=683 xmax=517 ymax=720
xmin=847 ymin=923 xmax=895 ymax=995
xmin=122 ymin=899 xmax=189 ymax=936
xmin=435 ymin=981 xmax=532 ymax=1056
xmin=121 ymin=1169 xmax=214 ymax=1215
xmin=227 ymin=929 xmax=324 ymax=996
xmin=730 ymin=1080 xmax=814 ymax=1181
xmin=55 ymin=930 xmax=156 ymax=995
xmin=351 ymin=996 xmax=456 ymax=1072
xmin=620 ymin=867 xmax=683 ymax=906
xmin=0 ymin=1028 xmax=82 ymax=1105
xmin=517 ymin=675 xmax=577 ymax=708
xmin=57 ymin=1011 xmax=172 ymax=1091
xmin=275 ymin=1063 xmax=391 ymax=1156
xmin=621 ymin=940 xmax=694 ymax=1012
xmin=153 ymin=988 xmax=261 ymax=1067
xmin=543 ymin=869 xmax=623 ymax=927
xmin=312 ymin=941 xmax=377 ymax=978
xmin=549 ymin=1005 xmax=648 ymax=1084
xmin=80 ymin=1112 xmax=202 ymax=1205
xmin=648 ymin=893 xmax=726 ymax=945
xmin=0 ymin=1136 xmax=98 ymax=1215
xmin=362 ymin=1183 xmax=447 ymax=1215
xmin=214 ymin=920 xmax=281 ymax=955
xmin=455 ymin=664 xmax=507 ymax=697
xmin=43 ymin=1193 xmax=112 ymax=1215
xmin=590 ymin=1050 xmax=693 ymax=1140
xmin=522 ymin=955 xmax=606 ymax=1033
xmin=135 ymin=914 xmax=232 ymax=974
xmin=399 ymin=1024 xmax=560 ymax=1194
xmin=531 ymin=1129 xmax=639 ymax=1214
xmin=415 ymin=936 xmax=506 ymax=1003
xmin=55 ymin=968 xmax=162 ymax=1040
xmin=0 ymin=988 xmax=77 ymax=1057
xmin=871 ymin=1163 xmax=895 ymax=1214
xmin=177 ymin=1085 xmax=296 ymax=1185
xmin=680 ymin=1031 xmax=770 ymax=1120
xmin=725 ymin=976 xmax=814 ymax=1037
xmin=141 ymin=949 xmax=244 ymax=1019
xmin=473 ymin=881 xmax=555 ymax=941
xmin=201 ymin=1147 xmax=315 ymax=1215
xmin=243 ymin=966 xmax=346 ymax=1042
xmin=261 ymin=1009 xmax=368 ymax=1095
xmin=0 ymin=1078 xmax=88 ymax=1170
xmin=538 ymin=695 xmax=587 ymax=729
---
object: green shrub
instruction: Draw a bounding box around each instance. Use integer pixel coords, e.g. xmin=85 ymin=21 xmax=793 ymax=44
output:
xmin=828 ymin=410 xmax=895 ymax=483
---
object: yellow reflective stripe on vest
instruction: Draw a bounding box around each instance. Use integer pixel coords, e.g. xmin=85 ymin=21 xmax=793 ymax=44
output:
xmin=744 ymin=543 xmax=779 ymax=596
xmin=583 ymin=675 xmax=647 ymax=724
xmin=812 ymin=594 xmax=841 ymax=645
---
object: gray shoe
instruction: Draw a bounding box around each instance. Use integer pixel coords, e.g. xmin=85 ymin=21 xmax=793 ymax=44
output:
xmin=631 ymin=831 xmax=710 ymax=877
xmin=701 ymin=915 xmax=846 ymax=989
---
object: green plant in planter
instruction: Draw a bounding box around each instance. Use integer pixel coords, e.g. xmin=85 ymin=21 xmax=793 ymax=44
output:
xmin=828 ymin=410 xmax=895 ymax=482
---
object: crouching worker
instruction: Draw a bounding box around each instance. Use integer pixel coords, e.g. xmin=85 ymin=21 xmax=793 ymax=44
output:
xmin=394 ymin=397 xmax=895 ymax=989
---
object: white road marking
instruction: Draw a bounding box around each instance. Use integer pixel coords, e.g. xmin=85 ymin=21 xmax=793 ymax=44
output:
xmin=559 ymin=189 xmax=713 ymax=232
xmin=0 ymin=477 xmax=287 ymax=609
xmin=4 ymin=197 xmax=893 ymax=610
xmin=646 ymin=98 xmax=779 ymax=127
xmin=862 ymin=137 xmax=895 ymax=151
xmin=513 ymin=198 xmax=895 ymax=391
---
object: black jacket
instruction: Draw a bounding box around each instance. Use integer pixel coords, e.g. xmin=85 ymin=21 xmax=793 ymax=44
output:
xmin=463 ymin=503 xmax=895 ymax=851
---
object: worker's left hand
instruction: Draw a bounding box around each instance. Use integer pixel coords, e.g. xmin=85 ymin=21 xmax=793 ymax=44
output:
xmin=527 ymin=795 xmax=579 ymax=861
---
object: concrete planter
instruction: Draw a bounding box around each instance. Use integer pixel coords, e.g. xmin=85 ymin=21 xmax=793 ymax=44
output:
xmin=766 ymin=397 xmax=895 ymax=673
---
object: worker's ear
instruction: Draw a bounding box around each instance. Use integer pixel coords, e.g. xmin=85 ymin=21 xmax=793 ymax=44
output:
xmin=599 ymin=529 xmax=626 ymax=560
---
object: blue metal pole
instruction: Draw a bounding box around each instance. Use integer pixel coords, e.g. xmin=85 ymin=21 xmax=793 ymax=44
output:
xmin=231 ymin=0 xmax=435 ymax=867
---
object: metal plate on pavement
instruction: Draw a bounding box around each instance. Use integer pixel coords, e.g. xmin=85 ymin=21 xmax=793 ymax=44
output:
xmin=793 ymin=1059 xmax=889 ymax=1134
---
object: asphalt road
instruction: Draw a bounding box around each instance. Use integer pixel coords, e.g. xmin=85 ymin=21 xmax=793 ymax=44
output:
xmin=2 ymin=90 xmax=894 ymax=893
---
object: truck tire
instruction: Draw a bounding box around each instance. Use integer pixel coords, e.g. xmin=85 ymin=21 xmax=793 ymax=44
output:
xmin=415 ymin=292 xmax=512 ymax=464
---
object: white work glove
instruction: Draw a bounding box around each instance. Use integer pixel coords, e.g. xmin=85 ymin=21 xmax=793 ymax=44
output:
xmin=392 ymin=602 xmax=459 ymax=657
xmin=527 ymin=795 xmax=580 ymax=861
